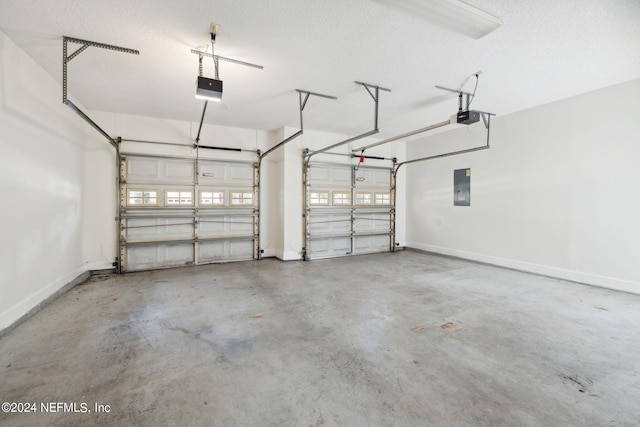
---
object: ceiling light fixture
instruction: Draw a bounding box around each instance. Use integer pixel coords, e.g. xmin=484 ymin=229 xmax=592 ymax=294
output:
xmin=370 ymin=0 xmax=503 ymax=39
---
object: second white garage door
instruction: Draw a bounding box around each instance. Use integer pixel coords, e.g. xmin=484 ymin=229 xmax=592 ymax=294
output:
xmin=303 ymin=161 xmax=394 ymax=260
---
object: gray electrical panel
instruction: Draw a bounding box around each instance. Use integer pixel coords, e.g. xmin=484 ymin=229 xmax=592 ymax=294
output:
xmin=454 ymin=168 xmax=471 ymax=206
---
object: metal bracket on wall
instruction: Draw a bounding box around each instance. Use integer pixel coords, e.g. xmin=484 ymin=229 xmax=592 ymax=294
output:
xmin=305 ymin=81 xmax=391 ymax=160
xmin=62 ymin=36 xmax=139 ymax=149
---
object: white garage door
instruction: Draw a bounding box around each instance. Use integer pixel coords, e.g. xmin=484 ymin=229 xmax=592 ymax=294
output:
xmin=119 ymin=154 xmax=258 ymax=272
xmin=303 ymin=161 xmax=394 ymax=260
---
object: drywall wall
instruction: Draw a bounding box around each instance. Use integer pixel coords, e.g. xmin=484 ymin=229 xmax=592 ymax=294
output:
xmin=405 ymin=78 xmax=640 ymax=293
xmin=262 ymin=128 xmax=285 ymax=259
xmin=0 ymin=30 xmax=103 ymax=331
xmin=83 ymin=145 xmax=117 ymax=269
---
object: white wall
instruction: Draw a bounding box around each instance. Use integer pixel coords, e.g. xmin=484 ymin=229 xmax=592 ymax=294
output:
xmin=0 ymin=30 xmax=105 ymax=330
xmin=261 ymin=128 xmax=285 ymax=259
xmin=83 ymin=145 xmax=117 ymax=269
xmin=405 ymin=78 xmax=640 ymax=293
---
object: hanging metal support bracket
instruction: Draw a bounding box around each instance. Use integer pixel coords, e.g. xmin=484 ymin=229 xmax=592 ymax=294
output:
xmin=256 ymin=89 xmax=336 ymax=259
xmin=355 ymin=81 xmax=391 ymax=131
xmin=306 ymin=81 xmax=390 ymax=160
xmin=62 ymin=36 xmax=139 ymax=149
xmin=259 ymin=89 xmax=336 ymax=161
xmin=479 ymin=111 xmax=495 ymax=129
xmin=190 ymin=49 xmax=264 ymax=70
xmin=352 ymin=119 xmax=452 ymax=153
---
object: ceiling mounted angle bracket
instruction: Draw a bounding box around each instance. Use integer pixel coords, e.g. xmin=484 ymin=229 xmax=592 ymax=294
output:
xmin=259 ymin=89 xmax=337 ymax=162
xmin=306 ymin=81 xmax=391 ymax=160
xmin=62 ymin=36 xmax=139 ymax=149
xmin=190 ymin=49 xmax=264 ymax=71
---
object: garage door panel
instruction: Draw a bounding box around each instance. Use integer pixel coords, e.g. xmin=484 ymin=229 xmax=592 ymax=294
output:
xmin=309 ymin=213 xmax=351 ymax=234
xmin=127 ymin=217 xmax=194 ymax=241
xmin=229 ymin=164 xmax=254 ymax=183
xmin=198 ymin=163 xmax=227 ymax=185
xmin=308 ymin=237 xmax=351 ymax=259
xmin=354 ymin=235 xmax=389 ymax=255
xmin=198 ymin=240 xmax=254 ymax=263
xmin=198 ymin=161 xmax=253 ymax=186
xmin=309 ymin=164 xmax=351 ymax=187
xmin=332 ymin=168 xmax=352 ymax=185
xmin=127 ymin=243 xmax=194 ymax=271
xmin=127 ymin=158 xmax=159 ymax=178
xmin=165 ymin=161 xmax=194 ymax=180
xmin=126 ymin=157 xmax=194 ymax=183
xmin=353 ymin=213 xmax=390 ymax=233
xmin=309 ymin=166 xmax=330 ymax=184
xmin=228 ymin=215 xmax=255 ymax=234
xmin=354 ymin=167 xmax=390 ymax=188
xmin=198 ymin=217 xmax=227 ymax=235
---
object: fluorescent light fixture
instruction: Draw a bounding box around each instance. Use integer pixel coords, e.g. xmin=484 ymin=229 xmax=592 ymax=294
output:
xmin=195 ymin=76 xmax=223 ymax=102
xmin=370 ymin=0 xmax=503 ymax=39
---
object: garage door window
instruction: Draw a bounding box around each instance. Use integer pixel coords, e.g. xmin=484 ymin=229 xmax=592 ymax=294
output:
xmin=231 ymin=191 xmax=254 ymax=206
xmin=127 ymin=189 xmax=158 ymax=206
xmin=333 ymin=192 xmax=351 ymax=206
xmin=200 ymin=191 xmax=225 ymax=206
xmin=310 ymin=191 xmax=330 ymax=206
xmin=166 ymin=191 xmax=194 ymax=206
xmin=375 ymin=193 xmax=390 ymax=205
xmin=355 ymin=192 xmax=372 ymax=205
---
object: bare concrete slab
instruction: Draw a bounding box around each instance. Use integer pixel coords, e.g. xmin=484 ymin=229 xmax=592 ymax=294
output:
xmin=1 ymin=251 xmax=639 ymax=426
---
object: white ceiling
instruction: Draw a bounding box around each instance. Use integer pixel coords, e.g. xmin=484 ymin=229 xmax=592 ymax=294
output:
xmin=1 ymin=0 xmax=639 ymax=139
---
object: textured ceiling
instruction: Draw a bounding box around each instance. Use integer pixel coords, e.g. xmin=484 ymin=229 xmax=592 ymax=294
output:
xmin=1 ymin=0 xmax=639 ymax=139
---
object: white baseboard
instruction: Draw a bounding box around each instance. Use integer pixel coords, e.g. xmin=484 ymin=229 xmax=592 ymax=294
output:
xmin=282 ymin=250 xmax=303 ymax=261
xmin=269 ymin=249 xmax=303 ymax=261
xmin=406 ymin=242 xmax=640 ymax=295
xmin=0 ymin=267 xmax=90 ymax=334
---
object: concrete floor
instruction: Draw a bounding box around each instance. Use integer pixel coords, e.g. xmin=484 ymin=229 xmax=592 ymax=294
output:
xmin=1 ymin=251 xmax=639 ymax=426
